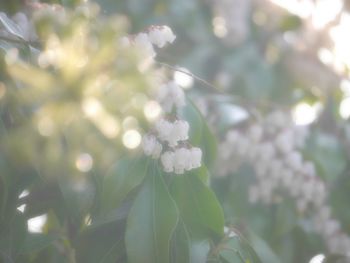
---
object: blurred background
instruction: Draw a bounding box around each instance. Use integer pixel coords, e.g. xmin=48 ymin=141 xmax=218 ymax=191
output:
xmin=1 ymin=0 xmax=350 ymax=263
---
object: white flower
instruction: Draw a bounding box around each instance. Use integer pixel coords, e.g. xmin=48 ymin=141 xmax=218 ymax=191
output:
xmin=174 ymin=148 xmax=191 ymax=174
xmin=161 ymin=151 xmax=175 ymax=172
xmin=302 ymin=161 xmax=316 ymax=177
xmin=224 ymin=226 xmax=237 ymax=238
xmin=148 ymin=26 xmax=176 ymax=48
xmin=190 ymin=147 xmax=202 ymax=169
xmin=173 ymin=120 xmax=189 ymax=141
xmin=296 ymin=198 xmax=308 ymax=213
xmin=155 ymin=119 xmax=173 ymax=141
xmin=226 ymin=130 xmax=240 ymax=144
xmin=236 ymin=136 xmax=249 ymax=157
xmin=151 ymin=141 xmax=163 ymax=159
xmin=134 ymin=33 xmax=156 ymax=58
xmin=160 ymin=147 xmax=201 ymax=174
xmin=142 ymin=134 xmax=156 ymax=156
xmin=248 ymin=124 xmax=263 ymax=142
xmin=142 ymin=134 xmax=162 ymax=159
xmin=281 ymin=169 xmax=293 ymax=187
xmin=119 ymin=36 xmax=131 ymax=47
xmin=157 ymin=81 xmax=185 ymax=113
xmin=155 ymin=118 xmax=189 ymax=147
xmin=269 ymin=160 xmax=283 ymax=180
xmin=256 ymin=142 xmax=275 ymax=162
xmin=285 ymin=151 xmax=302 ymax=171
xmin=275 ymin=130 xmax=294 ymax=154
xmin=324 ymin=219 xmax=341 ymax=237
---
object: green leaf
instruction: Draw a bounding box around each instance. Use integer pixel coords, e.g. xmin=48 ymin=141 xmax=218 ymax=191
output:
xmin=19 ymin=233 xmax=57 ymax=255
xmin=274 ymin=199 xmax=297 ymax=237
xmin=182 ymin=99 xmax=217 ymax=168
xmin=219 ymin=235 xmax=262 ymax=263
xmin=306 ymin=132 xmax=347 ymax=181
xmin=180 ymin=101 xmax=203 ymax=145
xmin=125 ymin=163 xmax=179 ymax=263
xmin=75 ymin=221 xmax=126 ymax=263
xmin=0 ymin=211 xmax=27 ymax=261
xmin=247 ymin=229 xmax=282 ymax=263
xmin=199 ymin=120 xmax=217 ymax=169
xmin=100 ymin=156 xmax=149 ymax=218
xmin=171 ymin=219 xmax=211 ymax=263
xmin=170 ymin=167 xmax=224 ymax=238
xmin=279 ymin=15 xmax=302 ymax=32
xmin=171 ymin=220 xmax=191 ymax=263
xmin=58 ymin=175 xmax=95 ymax=222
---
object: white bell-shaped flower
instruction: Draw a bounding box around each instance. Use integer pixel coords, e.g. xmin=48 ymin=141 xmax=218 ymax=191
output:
xmin=134 ymin=33 xmax=156 ymax=58
xmin=173 ymin=120 xmax=189 ymax=141
xmin=142 ymin=134 xmax=162 ymax=159
xmin=174 ymin=148 xmax=191 ymax=174
xmin=190 ymin=147 xmax=202 ymax=169
xmin=155 ymin=119 xmax=173 ymax=141
xmin=157 ymin=81 xmax=185 ymax=113
xmin=142 ymin=134 xmax=157 ymax=156
xmin=161 ymin=151 xmax=175 ymax=173
xmin=148 ymin=26 xmax=176 ymax=48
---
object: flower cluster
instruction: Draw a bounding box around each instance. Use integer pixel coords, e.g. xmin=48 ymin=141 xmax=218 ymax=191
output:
xmin=155 ymin=119 xmax=189 ymax=147
xmin=129 ymin=26 xmax=202 ymax=175
xmin=142 ymin=96 xmax=202 ymax=174
xmin=313 ymin=205 xmax=350 ymax=257
xmin=121 ymin=25 xmax=176 ymax=61
xmin=147 ymin=25 xmax=176 ymax=48
xmin=161 ymin=147 xmax=202 ymax=174
xmin=217 ymin=110 xmax=350 ymax=257
xmin=156 ymin=81 xmax=185 ymax=113
xmin=142 ymin=114 xmax=202 ymax=174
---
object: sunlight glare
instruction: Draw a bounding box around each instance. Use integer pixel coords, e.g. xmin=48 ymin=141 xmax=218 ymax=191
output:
xmin=174 ymin=67 xmax=194 ymax=89
xmin=340 ymin=97 xmax=350 ymax=119
xmin=123 ymin=129 xmax=141 ymax=149
xmin=144 ymin=100 xmax=162 ymax=121
xmin=28 ymin=214 xmax=47 ymax=233
xmin=75 ymin=153 xmax=93 ymax=172
xmin=292 ymin=102 xmax=318 ymax=126
xmin=309 ymin=254 xmax=325 ymax=263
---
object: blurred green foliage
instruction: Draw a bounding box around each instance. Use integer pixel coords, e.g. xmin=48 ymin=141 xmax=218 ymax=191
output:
xmin=1 ymin=0 xmax=350 ymax=262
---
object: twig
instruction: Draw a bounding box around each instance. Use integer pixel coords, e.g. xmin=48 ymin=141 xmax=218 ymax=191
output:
xmin=155 ymin=60 xmax=289 ymax=116
xmin=155 ymin=61 xmax=224 ymax=94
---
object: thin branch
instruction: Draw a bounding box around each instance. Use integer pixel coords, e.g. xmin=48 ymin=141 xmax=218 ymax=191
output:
xmin=155 ymin=61 xmax=223 ymax=94
xmin=156 ymin=60 xmax=290 ymax=113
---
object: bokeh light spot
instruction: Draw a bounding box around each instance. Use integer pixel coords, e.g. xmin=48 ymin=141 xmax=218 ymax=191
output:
xmin=212 ymin=16 xmax=228 ymax=38
xmin=123 ymin=129 xmax=141 ymax=149
xmin=339 ymin=97 xmax=350 ymax=119
xmin=75 ymin=153 xmax=93 ymax=172
xmin=144 ymin=100 xmax=162 ymax=121
xmin=37 ymin=117 xmax=54 ymax=137
xmin=174 ymin=68 xmax=193 ymax=89
xmin=292 ymin=103 xmax=318 ymax=126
